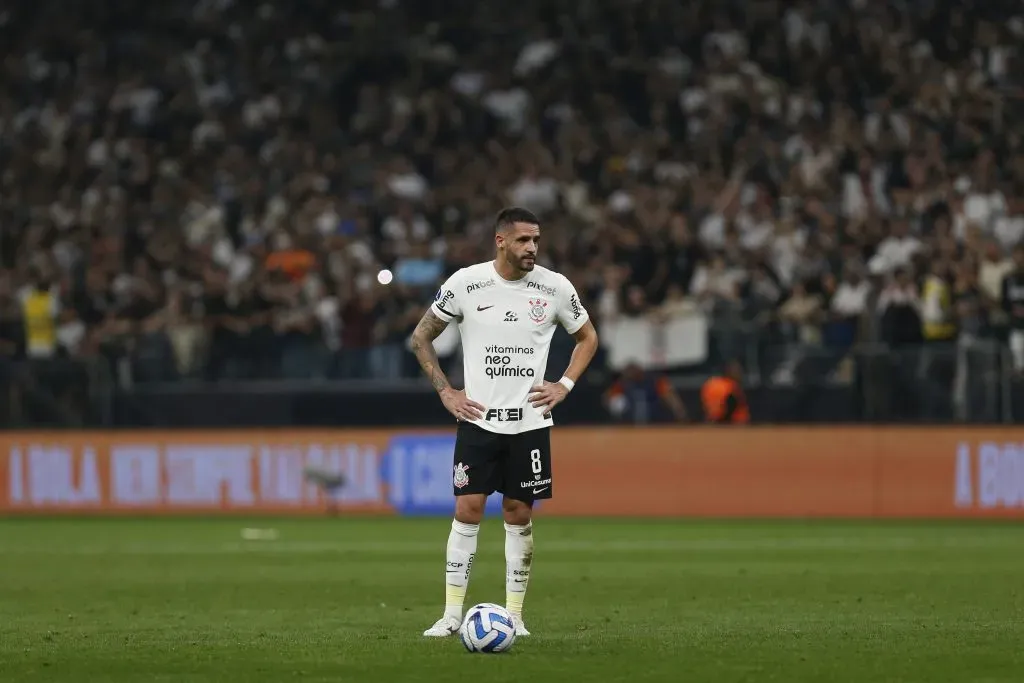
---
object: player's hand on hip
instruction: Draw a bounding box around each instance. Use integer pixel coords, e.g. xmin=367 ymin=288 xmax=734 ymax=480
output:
xmin=529 ymin=381 xmax=568 ymax=414
xmin=440 ymin=388 xmax=485 ymax=422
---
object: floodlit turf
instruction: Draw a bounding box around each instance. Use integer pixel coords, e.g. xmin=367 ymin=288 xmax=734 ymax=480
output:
xmin=1 ymin=518 xmax=1023 ymax=683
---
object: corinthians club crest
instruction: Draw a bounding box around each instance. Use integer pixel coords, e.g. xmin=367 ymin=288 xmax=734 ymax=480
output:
xmin=453 ymin=462 xmax=470 ymax=489
xmin=528 ymin=298 xmax=549 ymax=323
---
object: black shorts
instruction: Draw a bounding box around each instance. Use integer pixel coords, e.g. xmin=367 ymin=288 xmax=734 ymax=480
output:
xmin=451 ymin=423 xmax=553 ymax=503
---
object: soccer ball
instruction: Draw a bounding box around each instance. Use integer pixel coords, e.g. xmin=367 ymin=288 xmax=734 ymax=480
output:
xmin=459 ymin=603 xmax=517 ymax=653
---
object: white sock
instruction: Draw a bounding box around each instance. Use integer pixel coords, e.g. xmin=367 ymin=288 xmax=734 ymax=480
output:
xmin=504 ymin=521 xmax=534 ymax=618
xmin=444 ymin=519 xmax=479 ymax=620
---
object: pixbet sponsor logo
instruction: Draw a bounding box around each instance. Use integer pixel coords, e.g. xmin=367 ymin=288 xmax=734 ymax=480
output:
xmin=526 ymin=280 xmax=557 ymax=296
xmin=466 ymin=279 xmax=496 ymax=294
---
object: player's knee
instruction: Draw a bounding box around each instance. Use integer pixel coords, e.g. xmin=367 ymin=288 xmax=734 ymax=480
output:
xmin=502 ymin=497 xmax=532 ymax=526
xmin=454 ymin=495 xmax=486 ymax=524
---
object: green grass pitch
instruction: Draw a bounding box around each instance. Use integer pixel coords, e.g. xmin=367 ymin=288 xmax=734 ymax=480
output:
xmin=1 ymin=517 xmax=1022 ymax=682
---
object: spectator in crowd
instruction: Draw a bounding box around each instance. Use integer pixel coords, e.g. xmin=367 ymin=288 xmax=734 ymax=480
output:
xmin=1004 ymin=246 xmax=1024 ymax=373
xmin=0 ymin=0 xmax=1020 ymax=428
xmin=0 ymin=275 xmax=22 ymax=358
xmin=778 ymin=280 xmax=824 ymax=347
xmin=878 ymin=268 xmax=924 ymax=348
xmin=978 ymin=240 xmax=1013 ymax=325
xmin=604 ymin=362 xmax=688 ymax=424
xmin=828 ymin=268 xmax=869 ymax=347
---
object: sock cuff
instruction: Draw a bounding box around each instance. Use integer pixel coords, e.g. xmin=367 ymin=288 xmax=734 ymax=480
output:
xmin=503 ymin=521 xmax=533 ymax=534
xmin=452 ymin=519 xmax=480 ymax=537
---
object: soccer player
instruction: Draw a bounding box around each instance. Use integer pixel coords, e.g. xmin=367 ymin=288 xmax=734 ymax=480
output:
xmin=411 ymin=207 xmax=599 ymax=638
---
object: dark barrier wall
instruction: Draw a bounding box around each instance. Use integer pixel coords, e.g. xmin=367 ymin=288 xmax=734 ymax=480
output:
xmin=112 ymin=382 xmax=868 ymax=428
xmin=3 ymin=350 xmax=1020 ymax=429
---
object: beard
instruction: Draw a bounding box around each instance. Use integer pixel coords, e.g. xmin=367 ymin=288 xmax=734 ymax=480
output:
xmin=514 ymin=254 xmax=536 ymax=271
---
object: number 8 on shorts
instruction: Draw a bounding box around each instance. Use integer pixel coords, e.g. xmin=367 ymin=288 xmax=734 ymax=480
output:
xmin=507 ymin=430 xmax=552 ymax=502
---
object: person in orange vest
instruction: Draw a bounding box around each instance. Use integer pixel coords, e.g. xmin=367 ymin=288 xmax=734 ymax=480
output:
xmin=701 ymin=359 xmax=750 ymax=424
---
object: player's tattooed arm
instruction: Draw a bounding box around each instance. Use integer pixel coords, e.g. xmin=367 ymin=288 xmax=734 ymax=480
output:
xmin=410 ymin=310 xmax=452 ymax=393
xmin=411 ymin=309 xmax=485 ymax=421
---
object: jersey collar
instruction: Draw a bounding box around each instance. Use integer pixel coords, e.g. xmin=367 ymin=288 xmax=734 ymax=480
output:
xmin=491 ymin=260 xmax=530 ymax=287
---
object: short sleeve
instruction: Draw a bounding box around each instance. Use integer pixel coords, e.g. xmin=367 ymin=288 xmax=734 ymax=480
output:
xmin=556 ymin=274 xmax=590 ymax=334
xmin=430 ymin=270 xmax=463 ymax=322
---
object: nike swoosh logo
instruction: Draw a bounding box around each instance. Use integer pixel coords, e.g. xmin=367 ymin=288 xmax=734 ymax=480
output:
xmin=532 ymin=487 xmax=548 ymax=495
xmin=477 ymin=304 xmax=494 ymax=311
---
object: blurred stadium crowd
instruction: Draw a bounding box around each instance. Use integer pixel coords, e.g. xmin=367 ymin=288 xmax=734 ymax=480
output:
xmin=1 ymin=0 xmax=1023 ymax=394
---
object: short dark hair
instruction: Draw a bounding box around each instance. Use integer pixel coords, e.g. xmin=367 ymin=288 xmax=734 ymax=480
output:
xmin=495 ymin=207 xmax=540 ymax=233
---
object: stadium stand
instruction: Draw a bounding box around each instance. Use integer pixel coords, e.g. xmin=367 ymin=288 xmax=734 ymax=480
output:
xmin=0 ymin=0 xmax=1022 ymax=426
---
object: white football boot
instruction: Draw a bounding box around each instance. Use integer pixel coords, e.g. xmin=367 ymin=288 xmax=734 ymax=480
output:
xmin=511 ymin=614 xmax=531 ymax=637
xmin=422 ymin=615 xmax=461 ymax=637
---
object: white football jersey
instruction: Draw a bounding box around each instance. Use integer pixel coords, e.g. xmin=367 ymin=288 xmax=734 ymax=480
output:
xmin=430 ymin=261 xmax=590 ymax=435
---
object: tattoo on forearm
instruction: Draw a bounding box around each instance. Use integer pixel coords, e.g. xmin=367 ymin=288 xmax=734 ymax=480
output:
xmin=411 ymin=311 xmax=451 ymax=393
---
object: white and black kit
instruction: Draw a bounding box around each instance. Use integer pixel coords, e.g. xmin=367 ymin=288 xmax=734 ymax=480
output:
xmin=430 ymin=261 xmax=590 ymax=502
